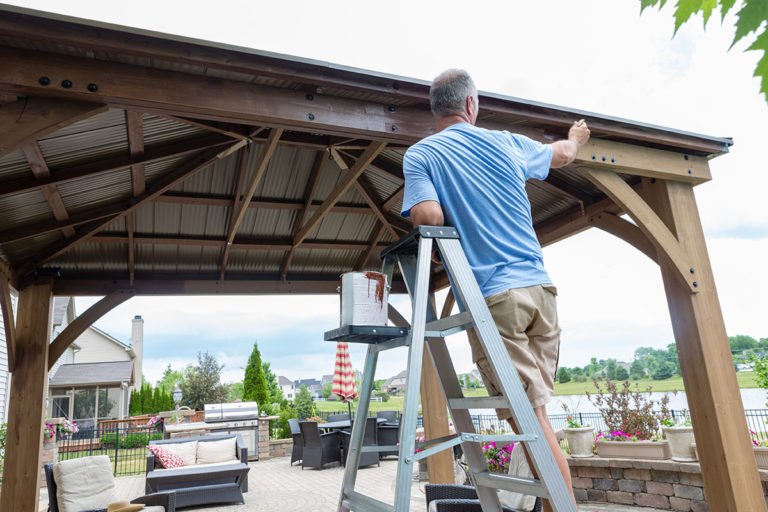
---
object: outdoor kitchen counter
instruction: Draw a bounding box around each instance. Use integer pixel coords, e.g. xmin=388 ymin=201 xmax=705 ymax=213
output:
xmin=164 ymin=421 xmax=212 ymax=436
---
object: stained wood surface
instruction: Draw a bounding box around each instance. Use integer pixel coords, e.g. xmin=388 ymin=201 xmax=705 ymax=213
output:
xmin=0 ymin=281 xmax=52 ymax=512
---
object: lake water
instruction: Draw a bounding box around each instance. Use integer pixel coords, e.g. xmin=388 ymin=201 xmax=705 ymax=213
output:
xmin=546 ymin=387 xmax=768 ymax=415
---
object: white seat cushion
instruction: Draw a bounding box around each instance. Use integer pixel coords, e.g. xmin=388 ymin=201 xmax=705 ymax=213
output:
xmin=144 ymin=507 xmax=165 ymax=512
xmin=196 ymin=437 xmax=237 ymax=465
xmin=152 ymin=459 xmax=242 ymax=472
xmin=161 ymin=440 xmax=198 ymax=466
xmin=54 ymin=455 xmax=118 ymax=512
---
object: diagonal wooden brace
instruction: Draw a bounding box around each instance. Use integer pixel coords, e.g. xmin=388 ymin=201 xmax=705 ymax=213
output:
xmin=579 ymin=167 xmax=698 ymax=293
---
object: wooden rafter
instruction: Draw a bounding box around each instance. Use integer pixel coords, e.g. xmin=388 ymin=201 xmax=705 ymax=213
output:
xmin=0 ymin=96 xmax=107 ymax=159
xmin=21 ymin=142 xmax=75 ymax=237
xmin=579 ymin=167 xmax=697 ymax=292
xmin=220 ymin=128 xmax=282 ymax=279
xmin=280 ymin=150 xmax=326 ymax=279
xmin=330 ymin=148 xmax=399 ymax=239
xmin=155 ymin=193 xmax=378 ymax=215
xmin=294 ymin=141 xmax=387 ymax=247
xmin=48 ymin=289 xmax=135 ymax=369
xmin=0 ymin=269 xmax=15 ymax=372
xmin=18 ymin=142 xmax=245 ymax=275
xmin=354 ymin=223 xmax=386 ymax=271
xmin=219 ymin=147 xmax=249 ymax=280
xmin=125 ymin=110 xmax=145 ymax=285
xmin=381 ymin=185 xmax=404 ymax=212
xmin=90 ymin=234 xmax=390 ymax=251
xmin=161 ymin=115 xmax=250 ymax=141
xmin=0 ymin=133 xmax=232 ymax=200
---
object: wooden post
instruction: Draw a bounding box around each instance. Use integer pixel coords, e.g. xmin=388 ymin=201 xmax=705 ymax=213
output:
xmin=642 ymin=178 xmax=766 ymax=511
xmin=419 ymin=292 xmax=455 ymax=484
xmin=0 ymin=280 xmax=53 ymax=512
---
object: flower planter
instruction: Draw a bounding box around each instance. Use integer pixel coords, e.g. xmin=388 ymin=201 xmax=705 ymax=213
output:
xmin=694 ymin=443 xmax=768 ymax=469
xmin=595 ymin=440 xmax=670 ymax=460
xmin=564 ymin=426 xmax=594 ymax=458
xmin=663 ymin=426 xmax=697 ymax=461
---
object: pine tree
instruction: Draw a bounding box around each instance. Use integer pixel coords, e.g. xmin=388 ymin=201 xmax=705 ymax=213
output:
xmin=243 ymin=341 xmax=268 ymax=408
xmin=141 ymin=383 xmax=153 ymax=414
xmin=152 ymin=386 xmax=162 ymax=414
xmin=129 ymin=389 xmax=140 ymax=416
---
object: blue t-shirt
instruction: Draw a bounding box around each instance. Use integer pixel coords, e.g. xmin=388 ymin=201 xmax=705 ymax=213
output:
xmin=401 ymin=122 xmax=553 ymax=298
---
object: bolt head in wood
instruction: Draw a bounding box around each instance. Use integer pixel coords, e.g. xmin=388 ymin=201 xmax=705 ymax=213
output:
xmin=87 ymin=83 xmax=98 ymax=92
xmin=38 ymin=76 xmax=50 ymax=86
xmin=305 ymin=93 xmax=314 ymax=101
xmin=61 ymin=79 xmax=73 ymax=89
xmin=306 ymin=113 xmax=315 ymax=121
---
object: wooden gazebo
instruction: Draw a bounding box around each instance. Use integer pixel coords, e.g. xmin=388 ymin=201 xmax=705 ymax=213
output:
xmin=0 ymin=5 xmax=762 ymax=511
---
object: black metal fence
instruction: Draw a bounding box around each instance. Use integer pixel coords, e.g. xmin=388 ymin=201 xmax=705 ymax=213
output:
xmin=56 ymin=424 xmax=162 ymax=477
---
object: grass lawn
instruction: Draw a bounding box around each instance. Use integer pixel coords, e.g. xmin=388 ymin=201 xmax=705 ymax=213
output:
xmin=59 ymin=446 xmax=148 ymax=476
xmin=312 ymin=372 xmax=759 ymax=414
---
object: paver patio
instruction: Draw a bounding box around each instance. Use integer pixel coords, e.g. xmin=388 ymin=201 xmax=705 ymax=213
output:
xmin=39 ymin=455 xmax=671 ymax=511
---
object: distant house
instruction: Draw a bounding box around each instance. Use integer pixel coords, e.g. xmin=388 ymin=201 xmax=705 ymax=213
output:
xmin=382 ymin=370 xmax=407 ymax=394
xmin=458 ymin=369 xmax=483 ymax=386
xmin=47 ymin=310 xmax=144 ymax=430
xmin=278 ymin=376 xmax=295 ymax=399
xmin=294 ymin=378 xmax=324 ymax=399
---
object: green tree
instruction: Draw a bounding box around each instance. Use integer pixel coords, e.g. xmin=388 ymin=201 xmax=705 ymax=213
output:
xmin=156 ymin=364 xmax=183 ymax=393
xmin=641 ymin=0 xmax=768 ymax=101
xmin=614 ymin=366 xmax=630 ymax=381
xmin=243 ymin=342 xmax=269 ymax=409
xmin=129 ymin=389 xmax=141 ymax=416
xmin=652 ymin=361 xmax=675 ymax=380
xmin=630 ymin=359 xmax=646 ymax=380
xmin=557 ymin=367 xmax=571 ymax=384
xmin=373 ymin=379 xmax=385 ymax=391
xmin=322 ymin=382 xmax=333 ymax=399
xmin=228 ymin=382 xmax=244 ymax=402
xmin=262 ymin=362 xmax=284 ymax=407
xmin=730 ymin=335 xmax=759 ymax=354
xmin=605 ymin=359 xmax=618 ymax=380
xmin=294 ymin=385 xmax=314 ymax=419
xmin=179 ymin=352 xmax=230 ymax=410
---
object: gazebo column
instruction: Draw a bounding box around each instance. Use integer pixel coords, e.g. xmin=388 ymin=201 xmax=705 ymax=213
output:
xmin=643 ymin=178 xmax=765 ymax=511
xmin=0 ymin=280 xmax=53 ymax=512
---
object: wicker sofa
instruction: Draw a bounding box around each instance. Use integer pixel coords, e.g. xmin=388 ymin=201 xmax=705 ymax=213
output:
xmin=145 ymin=434 xmax=250 ymax=508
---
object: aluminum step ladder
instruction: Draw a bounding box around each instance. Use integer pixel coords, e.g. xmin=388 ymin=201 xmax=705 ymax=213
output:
xmin=324 ymin=226 xmax=577 ymax=512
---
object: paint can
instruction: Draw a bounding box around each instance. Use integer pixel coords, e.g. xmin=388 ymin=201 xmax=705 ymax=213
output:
xmin=339 ymin=271 xmax=388 ymax=326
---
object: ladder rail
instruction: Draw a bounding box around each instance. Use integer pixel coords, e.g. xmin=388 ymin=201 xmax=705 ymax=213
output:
xmin=436 ymin=236 xmax=577 ymax=511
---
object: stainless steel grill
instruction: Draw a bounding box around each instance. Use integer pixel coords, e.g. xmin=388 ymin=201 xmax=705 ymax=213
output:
xmin=203 ymin=402 xmax=260 ymax=460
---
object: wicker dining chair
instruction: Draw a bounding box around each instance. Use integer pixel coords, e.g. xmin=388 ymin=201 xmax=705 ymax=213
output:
xmin=425 ymin=484 xmax=542 ymax=512
xmin=299 ymin=421 xmax=342 ymax=470
xmin=340 ymin=416 xmax=379 ymax=468
xmin=288 ymin=418 xmax=303 ymax=465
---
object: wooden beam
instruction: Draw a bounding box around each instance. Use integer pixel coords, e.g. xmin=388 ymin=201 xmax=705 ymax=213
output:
xmin=0 ymin=269 xmax=16 ymax=372
xmin=381 ymin=185 xmax=405 ymax=212
xmin=280 ymin=150 xmax=326 ymax=279
xmin=577 ymin=139 xmax=711 ymax=183
xmin=156 ymin=193 xmax=372 ymax=214
xmin=219 ymin=147 xmax=250 ymax=280
xmin=160 ymin=115 xmax=250 ymax=141
xmin=48 ymin=289 xmax=134 ymax=369
xmin=579 ymin=167 xmax=697 ymax=292
xmin=330 ymin=148 xmax=399 ymax=239
xmin=89 ymin=233 xmax=390 ymax=251
xmin=534 ymin=195 xmax=620 ymax=248
xmin=0 ymin=96 xmax=107 ymax=158
xmin=18 ymin=142 xmax=245 ymax=275
xmin=642 ymin=178 xmax=767 ymax=512
xmin=0 ymin=280 xmax=52 ymax=512
xmin=589 ymin=212 xmax=659 ymax=264
xmin=355 ymin=224 xmax=386 ymax=271
xmin=0 ymin=256 xmax=17 ymax=290
xmin=295 ymin=141 xmax=387 ymax=247
xmin=21 ymin=142 xmax=76 ymax=237
xmin=125 ymin=110 xmax=145 ymax=285
xmin=0 ymin=132 xmax=232 ymax=200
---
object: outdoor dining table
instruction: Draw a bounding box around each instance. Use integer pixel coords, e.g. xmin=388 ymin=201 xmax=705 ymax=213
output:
xmin=317 ymin=417 xmax=388 ymax=431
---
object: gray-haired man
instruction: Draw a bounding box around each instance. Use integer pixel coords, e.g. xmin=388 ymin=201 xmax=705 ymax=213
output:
xmin=401 ymin=69 xmax=589 ymax=512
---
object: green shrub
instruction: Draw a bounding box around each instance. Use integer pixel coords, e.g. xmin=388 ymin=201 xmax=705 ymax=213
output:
xmin=99 ymin=432 xmax=162 ymax=449
xmin=374 ymin=391 xmax=390 ymax=402
xmin=277 ymin=407 xmax=297 ymax=439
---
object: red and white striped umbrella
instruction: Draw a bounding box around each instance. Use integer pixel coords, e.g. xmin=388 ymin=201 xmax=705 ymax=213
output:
xmin=332 ymin=342 xmax=358 ymax=403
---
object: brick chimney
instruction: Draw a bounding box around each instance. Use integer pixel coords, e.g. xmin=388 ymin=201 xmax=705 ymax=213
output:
xmin=131 ymin=315 xmax=144 ymax=388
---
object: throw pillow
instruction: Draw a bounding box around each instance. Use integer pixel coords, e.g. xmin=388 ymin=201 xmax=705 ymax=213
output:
xmin=196 ymin=437 xmax=238 ymax=464
xmin=161 ymin=440 xmax=198 ymax=466
xmin=147 ymin=445 xmax=184 ymax=469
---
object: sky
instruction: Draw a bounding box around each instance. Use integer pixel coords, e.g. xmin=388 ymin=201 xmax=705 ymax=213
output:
xmin=8 ymin=0 xmax=766 ymax=386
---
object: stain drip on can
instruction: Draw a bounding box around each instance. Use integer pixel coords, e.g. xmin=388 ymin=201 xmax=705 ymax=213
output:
xmin=364 ymin=271 xmax=386 ymax=310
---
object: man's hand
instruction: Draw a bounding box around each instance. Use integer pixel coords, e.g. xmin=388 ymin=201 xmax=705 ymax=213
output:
xmin=568 ymin=119 xmax=590 ymax=147
xmin=550 ymin=119 xmax=591 ymax=168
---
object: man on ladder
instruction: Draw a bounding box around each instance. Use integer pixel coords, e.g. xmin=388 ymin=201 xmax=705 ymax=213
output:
xmin=401 ymin=69 xmax=591 ymax=512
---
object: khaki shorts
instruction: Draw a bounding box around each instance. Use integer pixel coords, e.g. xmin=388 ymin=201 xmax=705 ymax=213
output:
xmin=467 ymin=284 xmax=561 ymax=418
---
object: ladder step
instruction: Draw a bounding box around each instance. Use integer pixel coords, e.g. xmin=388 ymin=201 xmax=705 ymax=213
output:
xmin=473 ymin=471 xmax=548 ymax=498
xmin=425 ymin=311 xmax=473 ymax=337
xmin=342 ymin=489 xmax=395 ymax=512
xmin=324 ymin=325 xmax=409 ymax=344
xmin=449 ymin=396 xmax=509 ymax=409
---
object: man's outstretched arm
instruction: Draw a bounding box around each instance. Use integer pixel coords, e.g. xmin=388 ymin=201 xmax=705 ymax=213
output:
xmin=550 ymin=120 xmax=590 ymax=168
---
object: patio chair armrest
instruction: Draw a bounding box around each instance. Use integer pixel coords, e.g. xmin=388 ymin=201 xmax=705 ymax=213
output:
xmin=426 ymin=484 xmax=479 ymax=503
xmin=132 ymin=490 xmax=176 ymax=512
xmin=431 ymin=499 xmax=522 ymax=512
xmin=146 ymin=451 xmax=156 ymax=474
xmin=237 ymin=434 xmax=248 ymax=463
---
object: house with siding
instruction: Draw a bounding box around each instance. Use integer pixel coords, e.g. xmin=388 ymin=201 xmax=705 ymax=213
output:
xmin=381 ymin=370 xmax=407 ymax=394
xmin=278 ymin=375 xmax=295 ymax=400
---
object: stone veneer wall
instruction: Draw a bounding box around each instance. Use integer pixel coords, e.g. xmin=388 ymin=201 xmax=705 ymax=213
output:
xmin=568 ymin=456 xmax=768 ymax=511
xmin=267 ymin=439 xmax=293 ymax=459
